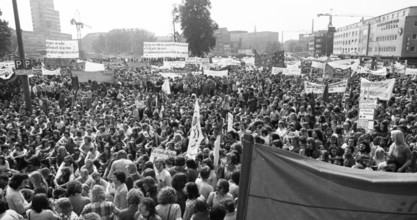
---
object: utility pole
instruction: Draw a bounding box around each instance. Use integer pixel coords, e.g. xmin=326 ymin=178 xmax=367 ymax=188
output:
xmin=12 ymin=0 xmax=32 ymax=113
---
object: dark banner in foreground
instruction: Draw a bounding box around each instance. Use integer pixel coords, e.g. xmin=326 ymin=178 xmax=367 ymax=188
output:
xmin=238 ymin=136 xmax=417 ymax=219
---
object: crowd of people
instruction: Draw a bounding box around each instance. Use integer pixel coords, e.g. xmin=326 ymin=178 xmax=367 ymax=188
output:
xmin=0 ymin=57 xmax=415 ymax=220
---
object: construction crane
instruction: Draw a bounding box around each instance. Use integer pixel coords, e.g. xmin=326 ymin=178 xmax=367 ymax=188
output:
xmin=317 ymin=9 xmax=373 ymax=27
xmin=70 ymin=10 xmax=91 ymax=59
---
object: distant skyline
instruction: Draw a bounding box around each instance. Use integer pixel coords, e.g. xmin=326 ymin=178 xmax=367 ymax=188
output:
xmin=1 ymin=0 xmax=416 ymax=42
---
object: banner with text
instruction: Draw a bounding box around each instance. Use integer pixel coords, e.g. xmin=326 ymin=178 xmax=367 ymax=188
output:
xmin=45 ymin=40 xmax=79 ymax=58
xmin=328 ymin=80 xmax=348 ymax=93
xmin=360 ymin=78 xmax=395 ymax=101
xmin=143 ymin=42 xmax=188 ymax=58
xmin=204 ymin=70 xmax=228 ymax=77
xmin=42 ymin=67 xmax=61 ymax=76
xmin=149 ymin=148 xmax=177 ymax=163
xmin=304 ymin=81 xmax=325 ymax=94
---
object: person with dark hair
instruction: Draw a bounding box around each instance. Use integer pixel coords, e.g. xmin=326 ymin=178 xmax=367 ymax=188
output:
xmin=111 ymin=170 xmax=128 ymax=210
xmin=117 ymin=188 xmax=143 ymax=220
xmin=196 ymin=166 xmax=213 ymax=200
xmin=168 ymin=156 xmax=187 ymax=178
xmin=207 ymin=179 xmax=233 ymax=208
xmin=0 ymin=199 xmax=23 ymax=219
xmin=200 ymin=159 xmax=217 ymax=188
xmin=135 ymin=197 xmax=162 ymax=220
xmin=190 ymin=200 xmax=209 ymax=220
xmin=228 ymin=171 xmax=240 ymax=200
xmin=54 ymin=197 xmax=79 ymax=220
xmin=171 ymin=173 xmax=187 ymax=215
xmin=125 ymin=163 xmax=141 ymax=191
xmin=185 ymin=159 xmax=198 ymax=182
xmin=67 ymin=181 xmax=90 ymax=216
xmin=142 ymin=176 xmax=158 ymax=204
xmin=222 ymin=199 xmax=236 ymax=220
xmin=156 ymin=186 xmax=181 ymax=220
xmin=81 ymin=185 xmax=117 ymax=220
xmin=6 ymin=173 xmax=31 ymax=215
xmin=209 ymin=204 xmax=226 ymax=220
xmin=154 ymin=158 xmax=171 ymax=189
xmin=26 ymin=193 xmax=59 ymax=219
xmin=183 ymin=182 xmax=204 ymax=220
xmin=107 ymin=150 xmax=134 ymax=180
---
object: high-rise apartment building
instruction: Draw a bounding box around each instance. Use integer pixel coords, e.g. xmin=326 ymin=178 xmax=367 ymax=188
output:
xmin=30 ymin=0 xmax=69 ymax=40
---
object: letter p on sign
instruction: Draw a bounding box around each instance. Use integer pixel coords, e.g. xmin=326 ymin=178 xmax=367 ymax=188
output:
xmin=14 ymin=59 xmax=32 ymax=70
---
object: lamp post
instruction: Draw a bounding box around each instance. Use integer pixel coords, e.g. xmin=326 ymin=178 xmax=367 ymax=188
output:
xmin=12 ymin=0 xmax=32 ymax=113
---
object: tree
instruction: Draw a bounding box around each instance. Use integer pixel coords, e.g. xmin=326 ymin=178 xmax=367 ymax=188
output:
xmin=180 ymin=0 xmax=218 ymax=57
xmin=0 ymin=9 xmax=12 ymax=58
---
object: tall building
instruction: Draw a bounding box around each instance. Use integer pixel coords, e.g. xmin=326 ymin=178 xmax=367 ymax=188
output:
xmin=30 ymin=0 xmax=62 ymax=39
xmin=333 ymin=6 xmax=417 ymax=60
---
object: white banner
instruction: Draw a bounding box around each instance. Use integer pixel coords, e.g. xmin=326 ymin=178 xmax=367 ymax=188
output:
xmin=272 ymin=67 xmax=285 ymax=75
xmin=162 ymin=79 xmax=171 ymax=95
xmin=72 ymin=71 xmax=115 ymax=83
xmin=370 ymin=68 xmax=387 ymax=76
xmin=214 ymin=135 xmax=221 ymax=168
xmin=149 ymin=148 xmax=177 ymax=163
xmin=359 ymin=109 xmax=375 ymax=120
xmin=241 ymin=57 xmax=255 ymax=66
xmin=204 ymin=70 xmax=228 ymax=77
xmin=45 ymin=40 xmax=79 ymax=58
xmin=227 ymin=113 xmax=233 ymax=132
xmin=283 ymin=68 xmax=301 ymax=76
xmin=163 ymin=61 xmax=186 ymax=69
xmin=187 ymin=100 xmax=204 ymax=159
xmin=311 ymin=61 xmax=325 ymax=69
xmin=42 ymin=67 xmax=61 ymax=75
xmin=238 ymin=49 xmax=254 ymax=56
xmin=405 ymin=68 xmax=417 ymax=75
xmin=304 ymin=81 xmax=325 ymax=94
xmin=328 ymin=80 xmax=348 ymax=93
xmin=360 ymin=78 xmax=395 ymax=101
xmin=359 ymin=98 xmax=377 ymax=109
xmin=85 ymin=61 xmax=105 ymax=72
xmin=143 ymin=42 xmax=188 ymax=58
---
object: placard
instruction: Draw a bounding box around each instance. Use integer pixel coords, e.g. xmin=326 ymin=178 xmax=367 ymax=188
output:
xmin=149 ymin=148 xmax=177 ymax=163
xmin=359 ymin=109 xmax=375 ymax=120
xmin=304 ymin=81 xmax=325 ymax=94
xmin=45 ymin=40 xmax=79 ymax=58
xmin=143 ymin=42 xmax=188 ymax=58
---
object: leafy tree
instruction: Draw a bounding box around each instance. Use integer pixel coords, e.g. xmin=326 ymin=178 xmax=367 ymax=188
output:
xmin=0 ymin=9 xmax=12 ymax=57
xmin=91 ymin=28 xmax=156 ymax=55
xmin=180 ymin=0 xmax=218 ymax=57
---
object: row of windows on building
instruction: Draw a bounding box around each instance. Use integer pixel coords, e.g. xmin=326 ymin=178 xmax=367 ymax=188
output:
xmin=376 ymin=35 xmax=398 ymax=41
xmin=406 ymin=46 xmax=416 ymax=52
xmin=377 ymin=10 xmax=406 ymax=23
xmin=380 ymin=24 xmax=399 ymax=31
xmin=334 ymin=39 xmax=361 ymax=46
xmin=334 ymin=30 xmax=359 ymax=39
xmin=376 ymin=46 xmax=397 ymax=52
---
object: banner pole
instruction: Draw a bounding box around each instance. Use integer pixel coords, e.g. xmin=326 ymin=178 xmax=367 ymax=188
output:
xmin=237 ymin=134 xmax=255 ymax=220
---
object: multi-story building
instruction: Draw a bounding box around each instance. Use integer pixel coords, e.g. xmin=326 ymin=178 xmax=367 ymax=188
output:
xmin=212 ymin=28 xmax=231 ymax=56
xmin=333 ymin=6 xmax=417 ymax=60
xmin=230 ymin=31 xmax=279 ymax=54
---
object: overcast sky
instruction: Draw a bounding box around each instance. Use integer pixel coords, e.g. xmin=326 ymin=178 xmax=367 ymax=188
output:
xmin=1 ymin=0 xmax=416 ymax=41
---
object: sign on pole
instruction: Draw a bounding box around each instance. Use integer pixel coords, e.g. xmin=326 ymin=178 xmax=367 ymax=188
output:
xmin=14 ymin=59 xmax=33 ymax=75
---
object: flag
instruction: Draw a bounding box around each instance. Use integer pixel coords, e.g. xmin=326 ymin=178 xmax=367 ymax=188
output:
xmin=323 ymin=83 xmax=329 ymax=103
xmin=214 ymin=135 xmax=221 ymax=167
xmin=162 ymin=79 xmax=171 ymax=95
xmin=254 ymin=49 xmax=261 ymax=67
xmin=186 ymin=100 xmax=204 ymax=159
xmin=324 ymin=63 xmax=334 ymax=79
xmin=227 ymin=113 xmax=233 ymax=132
xmin=271 ymin=51 xmax=285 ymax=67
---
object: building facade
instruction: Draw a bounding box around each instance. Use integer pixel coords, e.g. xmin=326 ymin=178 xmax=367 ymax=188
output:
xmin=212 ymin=28 xmax=232 ymax=56
xmin=333 ymin=6 xmax=417 ymax=59
xmin=230 ymin=31 xmax=279 ymax=54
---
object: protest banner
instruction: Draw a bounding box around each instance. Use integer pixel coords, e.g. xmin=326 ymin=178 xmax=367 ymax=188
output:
xmin=204 ymin=70 xmax=228 ymax=77
xmin=283 ymin=68 xmax=301 ymax=76
xmin=45 ymin=40 xmax=79 ymax=58
xmin=359 ymin=109 xmax=375 ymax=120
xmin=272 ymin=67 xmax=285 ymax=75
xmin=227 ymin=113 xmax=233 ymax=132
xmin=162 ymin=79 xmax=171 ymax=95
xmin=163 ymin=61 xmax=186 ymax=69
xmin=159 ymin=72 xmax=182 ymax=78
xmin=85 ymin=61 xmax=105 ymax=72
xmin=149 ymin=148 xmax=177 ymax=163
xmin=328 ymin=80 xmax=348 ymax=93
xmin=72 ymin=71 xmax=115 ymax=83
xmin=405 ymin=68 xmax=417 ymax=75
xmin=370 ymin=68 xmax=387 ymax=76
xmin=304 ymin=81 xmax=325 ymax=94
xmin=143 ymin=42 xmax=188 ymax=58
xmin=42 ymin=67 xmax=61 ymax=76
xmin=360 ymin=78 xmax=395 ymax=101
xmin=187 ymin=100 xmax=204 ymax=159
xmin=359 ymin=98 xmax=377 ymax=109
xmin=238 ymin=49 xmax=254 ymax=56
xmin=311 ymin=61 xmax=325 ymax=69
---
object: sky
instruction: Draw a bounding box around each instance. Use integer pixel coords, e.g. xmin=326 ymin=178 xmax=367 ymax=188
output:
xmin=1 ymin=0 xmax=416 ymax=42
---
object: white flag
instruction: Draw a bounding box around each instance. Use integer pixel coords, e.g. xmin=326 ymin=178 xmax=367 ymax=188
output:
xmin=214 ymin=135 xmax=221 ymax=168
xmin=186 ymin=100 xmax=204 ymax=159
xmin=162 ymin=79 xmax=171 ymax=95
xmin=227 ymin=113 xmax=233 ymax=132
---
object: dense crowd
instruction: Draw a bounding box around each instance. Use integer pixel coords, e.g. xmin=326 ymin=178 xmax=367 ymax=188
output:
xmin=0 ymin=58 xmax=415 ymax=220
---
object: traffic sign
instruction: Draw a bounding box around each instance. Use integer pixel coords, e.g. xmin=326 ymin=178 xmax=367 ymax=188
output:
xmin=14 ymin=59 xmax=32 ymax=70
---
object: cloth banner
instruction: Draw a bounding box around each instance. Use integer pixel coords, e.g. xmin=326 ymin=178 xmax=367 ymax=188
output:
xmin=159 ymin=72 xmax=182 ymax=78
xmin=204 ymin=70 xmax=228 ymax=77
xmin=85 ymin=61 xmax=105 ymax=72
xmin=143 ymin=42 xmax=188 ymax=58
xmin=162 ymin=79 xmax=171 ymax=95
xmin=312 ymin=61 xmax=325 ymax=69
xmin=242 ymin=57 xmax=255 ymax=66
xmin=42 ymin=67 xmax=61 ymax=76
xmin=72 ymin=71 xmax=115 ymax=83
xmin=164 ymin=61 xmax=186 ymax=69
xmin=304 ymin=81 xmax=325 ymax=94
xmin=405 ymin=68 xmax=417 ymax=75
xmin=227 ymin=113 xmax=233 ymax=132
xmin=328 ymin=80 xmax=348 ymax=93
xmin=360 ymin=78 xmax=395 ymax=101
xmin=45 ymin=40 xmax=79 ymax=58
xmin=370 ymin=68 xmax=387 ymax=76
xmin=241 ymin=143 xmax=417 ymax=220
xmin=283 ymin=68 xmax=301 ymax=76
xmin=186 ymin=100 xmax=204 ymax=159
xmin=149 ymin=148 xmax=176 ymax=163
xmin=271 ymin=67 xmax=285 ymax=75
xmin=214 ymin=135 xmax=221 ymax=167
